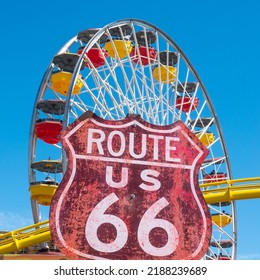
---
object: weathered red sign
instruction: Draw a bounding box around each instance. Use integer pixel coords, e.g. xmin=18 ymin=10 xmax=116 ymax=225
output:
xmin=50 ymin=112 xmax=212 ymax=260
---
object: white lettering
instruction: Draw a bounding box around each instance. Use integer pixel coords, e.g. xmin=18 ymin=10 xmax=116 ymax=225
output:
xmin=106 ymin=166 xmax=128 ymax=189
xmin=129 ymin=133 xmax=147 ymax=159
xmin=107 ymin=131 xmax=125 ymax=157
xmin=87 ymin=128 xmax=105 ymax=155
xmin=86 ymin=128 xmax=182 ymax=164
xmin=139 ymin=169 xmax=161 ymax=191
xmin=165 ymin=136 xmax=181 ymax=162
xmin=148 ymin=134 xmax=164 ymax=160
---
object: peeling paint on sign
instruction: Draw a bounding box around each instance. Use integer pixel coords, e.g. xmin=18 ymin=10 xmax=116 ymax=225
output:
xmin=50 ymin=112 xmax=212 ymax=259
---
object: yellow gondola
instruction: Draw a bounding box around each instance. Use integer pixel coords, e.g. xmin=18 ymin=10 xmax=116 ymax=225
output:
xmin=30 ymin=182 xmax=58 ymax=206
xmin=152 ymin=65 xmax=177 ymax=84
xmin=50 ymin=71 xmax=83 ymax=96
xmin=211 ymin=214 xmax=232 ymax=227
xmin=196 ymin=132 xmax=215 ymax=147
xmin=104 ymin=40 xmax=133 ymax=59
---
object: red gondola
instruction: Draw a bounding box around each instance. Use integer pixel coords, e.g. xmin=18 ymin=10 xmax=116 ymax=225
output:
xmin=78 ymin=47 xmax=108 ymax=68
xmin=217 ymin=254 xmax=231 ymax=260
xmin=176 ymin=96 xmax=199 ymax=112
xmin=130 ymin=46 xmax=157 ymax=65
xmin=34 ymin=119 xmax=62 ymax=144
xmin=204 ymin=171 xmax=227 ymax=183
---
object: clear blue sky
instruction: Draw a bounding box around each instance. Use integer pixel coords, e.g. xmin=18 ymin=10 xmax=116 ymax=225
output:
xmin=0 ymin=0 xmax=259 ymax=260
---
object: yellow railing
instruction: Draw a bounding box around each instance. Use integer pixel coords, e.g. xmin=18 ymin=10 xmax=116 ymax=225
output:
xmin=201 ymin=177 xmax=260 ymax=204
xmin=0 ymin=177 xmax=259 ymax=254
xmin=0 ymin=220 xmax=50 ymax=254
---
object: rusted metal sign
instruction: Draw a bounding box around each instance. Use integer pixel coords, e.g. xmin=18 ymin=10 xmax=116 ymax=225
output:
xmin=50 ymin=112 xmax=212 ymax=259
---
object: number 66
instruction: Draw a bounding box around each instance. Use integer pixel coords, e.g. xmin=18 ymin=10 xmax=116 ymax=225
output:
xmin=85 ymin=193 xmax=179 ymax=256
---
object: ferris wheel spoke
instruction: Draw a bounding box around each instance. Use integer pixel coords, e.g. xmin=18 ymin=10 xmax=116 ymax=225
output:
xmin=81 ymin=80 xmax=115 ymax=118
xmin=97 ymin=64 xmax=129 ymax=116
xmin=87 ymin=71 xmax=126 ymax=118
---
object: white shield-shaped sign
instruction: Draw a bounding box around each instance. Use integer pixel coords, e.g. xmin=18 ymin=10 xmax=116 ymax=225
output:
xmin=50 ymin=112 xmax=212 ymax=259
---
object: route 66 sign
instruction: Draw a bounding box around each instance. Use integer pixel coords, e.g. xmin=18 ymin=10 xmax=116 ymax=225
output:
xmin=50 ymin=112 xmax=212 ymax=260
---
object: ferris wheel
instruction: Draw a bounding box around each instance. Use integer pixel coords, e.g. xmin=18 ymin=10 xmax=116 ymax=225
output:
xmin=28 ymin=19 xmax=236 ymax=260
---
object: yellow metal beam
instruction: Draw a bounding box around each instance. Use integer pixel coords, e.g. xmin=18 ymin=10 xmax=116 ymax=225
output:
xmin=201 ymin=177 xmax=260 ymax=204
xmin=203 ymin=184 xmax=260 ymax=204
xmin=200 ymin=177 xmax=260 ymax=188
xmin=0 ymin=220 xmax=50 ymax=254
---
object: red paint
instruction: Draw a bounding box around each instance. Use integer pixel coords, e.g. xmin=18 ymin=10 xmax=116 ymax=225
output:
xmin=50 ymin=112 xmax=211 ymax=260
xmin=176 ymin=96 xmax=199 ymax=112
xmin=130 ymin=46 xmax=157 ymax=65
xmin=34 ymin=119 xmax=62 ymax=144
xmin=203 ymin=172 xmax=227 ymax=183
xmin=78 ymin=47 xmax=108 ymax=68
